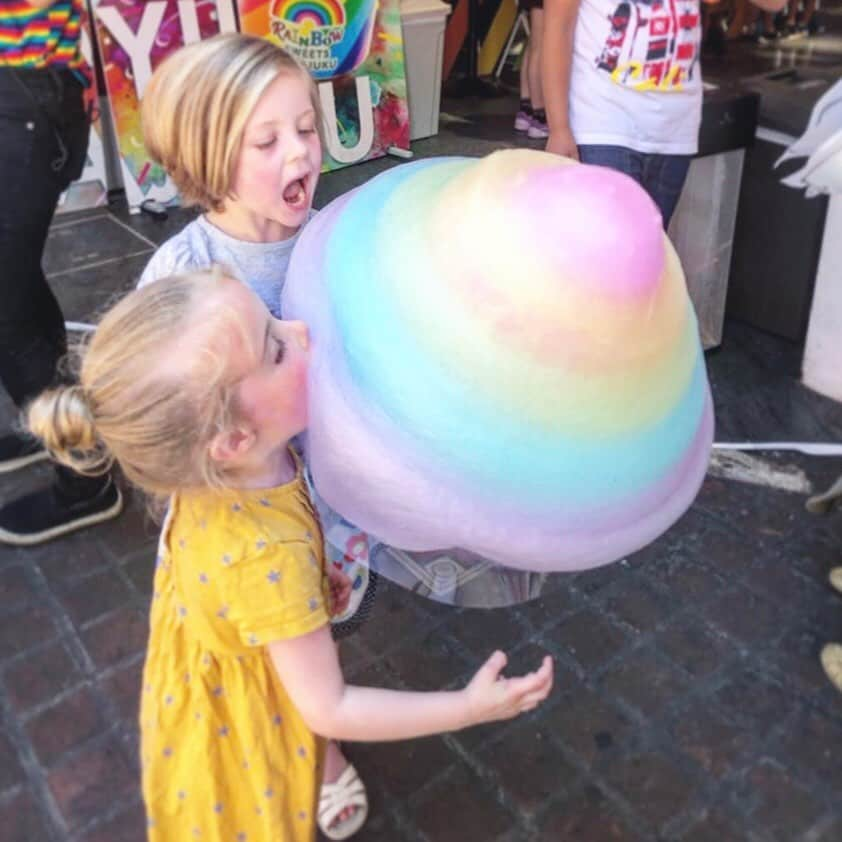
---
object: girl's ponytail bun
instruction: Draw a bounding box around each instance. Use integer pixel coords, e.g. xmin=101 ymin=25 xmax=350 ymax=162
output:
xmin=27 ymin=385 xmax=112 ymax=475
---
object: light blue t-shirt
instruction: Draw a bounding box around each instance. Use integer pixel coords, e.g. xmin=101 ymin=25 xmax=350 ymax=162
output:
xmin=137 ymin=212 xmax=315 ymax=318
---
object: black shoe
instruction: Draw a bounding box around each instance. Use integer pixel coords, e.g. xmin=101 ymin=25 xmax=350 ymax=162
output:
xmin=704 ymin=24 xmax=727 ymax=56
xmin=0 ymin=477 xmax=123 ymax=546
xmin=0 ymin=431 xmax=49 ymax=475
xmin=806 ymin=17 xmax=823 ymax=35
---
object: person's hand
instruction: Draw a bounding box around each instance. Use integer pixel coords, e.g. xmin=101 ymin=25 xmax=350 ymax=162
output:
xmin=327 ymin=566 xmax=353 ymax=617
xmin=463 ymin=651 xmax=554 ymax=725
xmin=546 ymin=126 xmax=579 ymax=160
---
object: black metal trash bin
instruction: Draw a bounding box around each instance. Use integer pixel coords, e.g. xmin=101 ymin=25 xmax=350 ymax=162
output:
xmin=725 ymin=68 xmax=837 ymax=342
xmin=668 ymin=82 xmax=759 ymax=349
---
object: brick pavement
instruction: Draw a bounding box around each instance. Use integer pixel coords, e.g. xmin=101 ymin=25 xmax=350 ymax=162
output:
xmin=3 ymin=455 xmax=842 ymax=841
xmin=1 ymin=123 xmax=842 ymax=842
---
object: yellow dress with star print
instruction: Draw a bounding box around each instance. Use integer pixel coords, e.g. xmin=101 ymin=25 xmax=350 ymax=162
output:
xmin=140 ymin=462 xmax=330 ymax=842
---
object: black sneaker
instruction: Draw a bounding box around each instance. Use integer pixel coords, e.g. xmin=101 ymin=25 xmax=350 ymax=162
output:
xmin=0 ymin=477 xmax=123 ymax=546
xmin=780 ymin=23 xmax=805 ymax=40
xmin=0 ymin=432 xmax=49 ymax=475
xmin=807 ymin=15 xmax=825 ymax=36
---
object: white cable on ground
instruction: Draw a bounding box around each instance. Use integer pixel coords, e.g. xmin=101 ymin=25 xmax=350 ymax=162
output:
xmin=714 ymin=442 xmax=842 ymax=457
xmin=65 ymin=321 xmax=95 ymax=333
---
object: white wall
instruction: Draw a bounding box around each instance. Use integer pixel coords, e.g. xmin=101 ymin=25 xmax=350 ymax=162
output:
xmin=802 ymin=194 xmax=842 ymax=403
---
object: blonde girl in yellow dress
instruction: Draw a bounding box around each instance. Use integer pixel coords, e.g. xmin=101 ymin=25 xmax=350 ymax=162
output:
xmin=136 ymin=31 xmax=371 ymax=836
xmin=26 ymin=268 xmax=554 ymax=842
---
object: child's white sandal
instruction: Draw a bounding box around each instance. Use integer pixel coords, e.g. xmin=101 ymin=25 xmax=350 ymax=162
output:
xmin=318 ymin=763 xmax=368 ymax=840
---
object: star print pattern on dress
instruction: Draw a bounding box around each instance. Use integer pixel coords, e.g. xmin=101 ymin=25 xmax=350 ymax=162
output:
xmin=139 ymin=453 xmax=330 ymax=841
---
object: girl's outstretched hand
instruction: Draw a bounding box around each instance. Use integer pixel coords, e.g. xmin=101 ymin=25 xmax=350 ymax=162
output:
xmin=464 ymin=651 xmax=554 ymax=725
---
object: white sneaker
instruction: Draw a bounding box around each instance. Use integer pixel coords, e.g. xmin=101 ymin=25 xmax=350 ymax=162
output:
xmin=514 ymin=110 xmax=532 ymax=132
xmin=527 ymin=117 xmax=549 ymax=140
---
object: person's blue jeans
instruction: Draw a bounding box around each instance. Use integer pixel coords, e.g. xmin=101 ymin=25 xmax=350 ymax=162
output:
xmin=577 ymin=145 xmax=692 ymax=229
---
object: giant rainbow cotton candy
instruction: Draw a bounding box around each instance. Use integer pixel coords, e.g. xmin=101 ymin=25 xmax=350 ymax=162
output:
xmin=283 ymin=149 xmax=714 ymax=572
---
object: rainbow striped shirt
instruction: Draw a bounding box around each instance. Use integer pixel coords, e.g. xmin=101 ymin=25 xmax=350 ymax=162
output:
xmin=0 ymin=0 xmax=86 ymax=71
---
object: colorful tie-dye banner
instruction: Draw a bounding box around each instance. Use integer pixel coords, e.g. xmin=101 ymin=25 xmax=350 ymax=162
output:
xmin=80 ymin=0 xmax=409 ymax=210
xmin=238 ymin=0 xmax=410 ymax=171
xmin=57 ymin=0 xmax=109 ymax=214
xmin=90 ymin=0 xmax=239 ymax=209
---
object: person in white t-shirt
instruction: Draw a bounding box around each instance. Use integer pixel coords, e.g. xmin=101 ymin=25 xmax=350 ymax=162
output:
xmin=541 ymin=0 xmax=785 ymax=227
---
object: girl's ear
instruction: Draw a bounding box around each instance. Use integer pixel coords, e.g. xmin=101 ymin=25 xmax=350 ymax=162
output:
xmin=208 ymin=425 xmax=257 ymax=465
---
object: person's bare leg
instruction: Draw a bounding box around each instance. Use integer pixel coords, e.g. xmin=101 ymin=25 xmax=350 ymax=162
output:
xmin=323 ymin=741 xmax=354 ymax=802
xmin=528 ymin=8 xmax=544 ymax=109
xmin=515 ymin=36 xmax=533 ymax=131
xmin=321 ymin=644 xmax=364 ymax=830
xmin=525 ymin=8 xmax=549 ymax=137
xmin=520 ymin=39 xmax=531 ymax=102
xmin=726 ymin=0 xmax=749 ymax=38
xmin=761 ymin=10 xmax=776 ymax=35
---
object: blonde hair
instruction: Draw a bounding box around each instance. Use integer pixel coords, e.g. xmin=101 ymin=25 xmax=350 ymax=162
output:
xmin=28 ymin=268 xmax=248 ymax=500
xmin=141 ymin=33 xmax=323 ymax=212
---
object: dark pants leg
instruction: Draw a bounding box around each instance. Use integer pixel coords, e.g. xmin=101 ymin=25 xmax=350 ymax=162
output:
xmin=640 ymin=153 xmax=692 ymax=230
xmin=0 ymin=69 xmax=104 ymax=499
xmin=578 ymin=144 xmax=643 ymax=184
xmin=577 ymin=144 xmax=691 ymax=229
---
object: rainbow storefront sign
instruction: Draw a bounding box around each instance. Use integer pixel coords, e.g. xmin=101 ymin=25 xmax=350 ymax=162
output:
xmin=268 ymin=0 xmax=378 ymax=79
xmin=239 ymin=0 xmax=411 ymax=169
